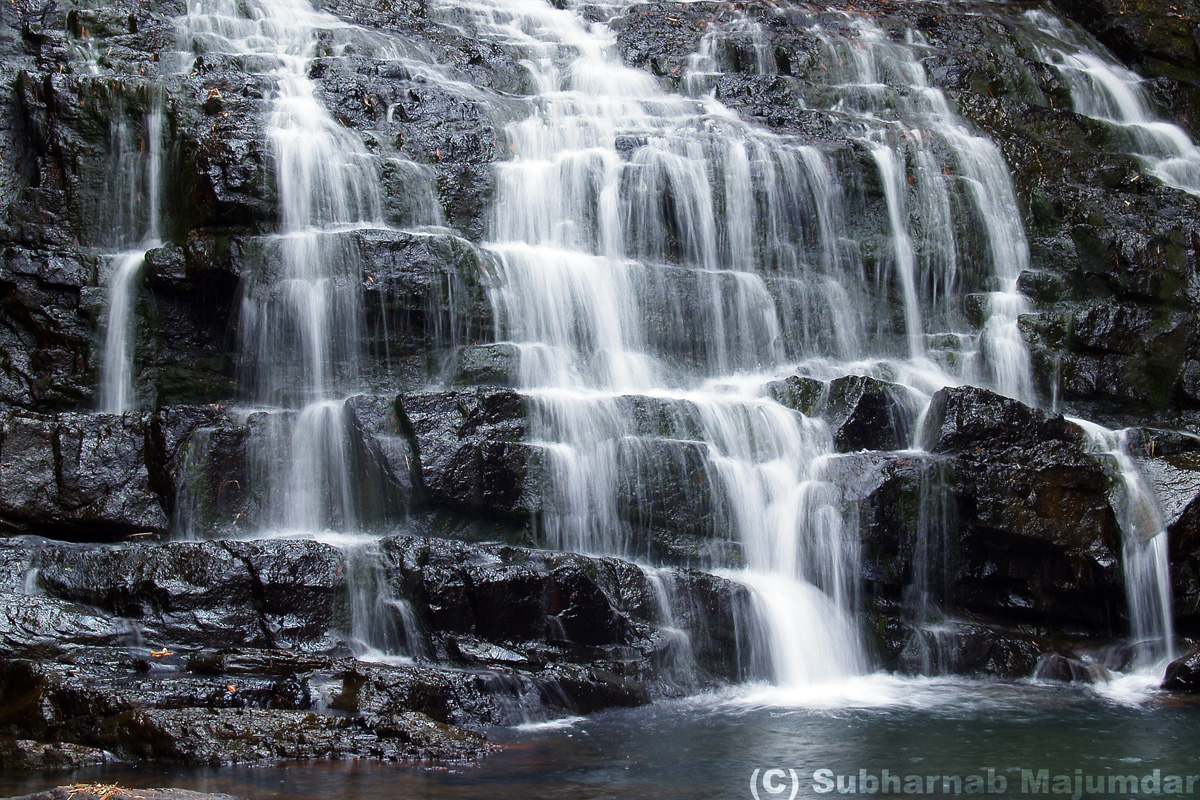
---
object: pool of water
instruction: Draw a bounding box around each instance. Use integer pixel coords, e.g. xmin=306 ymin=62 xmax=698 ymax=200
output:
xmin=3 ymin=676 xmax=1198 ymax=799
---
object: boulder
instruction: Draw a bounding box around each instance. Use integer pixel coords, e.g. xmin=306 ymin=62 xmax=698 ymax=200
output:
xmin=855 ymin=388 xmax=1123 ymax=634
xmin=923 ymin=385 xmax=1082 ymax=453
xmin=395 ymin=388 xmax=539 ymax=518
xmin=0 ymin=411 xmax=167 ymax=539
xmin=767 ymin=375 xmax=826 ymax=416
xmin=824 ymin=375 xmax=917 ymax=452
xmin=1162 ymin=647 xmax=1200 ymax=692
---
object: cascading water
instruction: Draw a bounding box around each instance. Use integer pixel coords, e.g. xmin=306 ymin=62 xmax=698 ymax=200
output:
xmin=640 ymin=566 xmax=700 ymax=690
xmin=176 ymin=0 xmax=448 ymax=657
xmin=1024 ymin=10 xmax=1200 ymax=197
xmin=96 ymin=103 xmax=165 ymax=414
xmin=182 ymin=0 xmax=391 ymax=535
xmin=803 ymin=18 xmax=1035 ymax=404
xmin=425 ymin=0 xmax=1048 ymax=687
xmin=1074 ymin=419 xmax=1177 ymax=669
xmin=164 ymin=0 xmax=1181 ymax=694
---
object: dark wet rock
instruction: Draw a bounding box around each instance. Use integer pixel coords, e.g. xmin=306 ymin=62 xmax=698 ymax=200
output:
xmin=1162 ymin=646 xmax=1200 ymax=692
xmin=863 ymin=597 xmax=1047 ymax=678
xmin=356 ymin=230 xmax=492 ymax=389
xmin=0 ymin=593 xmax=125 ymax=654
xmin=140 ymin=244 xmax=239 ymax=407
xmin=86 ymin=706 xmax=489 ymax=765
xmin=852 ymin=389 xmax=1124 ymax=635
xmin=1034 ymin=650 xmax=1115 ymax=683
xmin=308 ymin=54 xmax=502 ymax=239
xmin=170 ymin=68 xmax=276 ymax=231
xmin=1017 ymin=270 xmax=1069 ymax=304
xmin=31 ymin=541 xmax=280 ymax=650
xmin=930 ymin=388 xmax=1122 ymax=628
xmin=1140 ymin=451 xmax=1200 ymax=635
xmin=446 ymin=344 xmax=519 ymax=388
xmin=1054 ymin=0 xmax=1200 ymax=94
xmin=1126 ymin=427 xmax=1200 ymax=457
xmin=395 ymin=388 xmax=538 ymax=518
xmin=899 ymin=621 xmax=1045 ymax=679
xmin=0 ymin=739 xmax=111 ymax=771
xmin=1057 ymin=302 xmax=1194 ymax=410
xmin=923 ymin=385 xmax=1082 ymax=453
xmin=142 ymin=406 xmax=227 ymax=523
xmin=609 ymin=2 xmax=714 ymax=78
xmin=610 ymin=394 xmax=706 ymax=441
xmin=0 ymin=533 xmax=751 ymax=764
xmin=847 ymin=451 xmax=956 ymax=591
xmin=616 ymin=438 xmax=718 ymax=538
xmin=12 ymin=71 xmax=162 ymax=249
xmin=0 ymin=248 xmax=98 ymax=411
xmin=158 ymin=400 xmax=415 ymax=538
xmin=824 ymin=375 xmax=916 ymax=452
xmin=384 ymin=534 xmax=750 ymax=682
xmin=0 ymin=411 xmax=167 ymax=539
xmin=767 ymin=375 xmax=826 ymax=416
xmin=344 ymin=393 xmax=420 ymax=504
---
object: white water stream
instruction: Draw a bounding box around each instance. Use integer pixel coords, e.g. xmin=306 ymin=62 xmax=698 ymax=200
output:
xmin=427 ymin=0 xmax=1052 ymax=687
xmin=156 ymin=0 xmax=1179 ymax=688
xmin=97 ymin=106 xmax=165 ymax=414
xmin=1026 ymin=9 xmax=1200 ymax=197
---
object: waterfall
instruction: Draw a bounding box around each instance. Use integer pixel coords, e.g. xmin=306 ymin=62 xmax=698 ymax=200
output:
xmin=336 ymin=538 xmax=414 ymax=662
xmin=97 ymin=104 xmax=165 ymax=414
xmin=805 ymin=19 xmax=1035 ymax=404
xmin=162 ymin=0 xmax=1179 ymax=691
xmin=181 ymin=0 xmax=387 ymax=534
xmin=418 ymin=0 xmax=1050 ymax=687
xmin=641 ymin=565 xmax=700 ymax=690
xmin=1074 ymin=420 xmax=1177 ymax=669
xmin=1024 ymin=10 xmax=1200 ymax=197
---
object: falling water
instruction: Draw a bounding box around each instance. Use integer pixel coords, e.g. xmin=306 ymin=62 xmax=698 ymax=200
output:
xmin=62 ymin=0 xmax=1186 ymax=701
xmin=641 ymin=565 xmax=700 ymax=690
xmin=336 ymin=539 xmax=411 ymax=662
xmin=806 ymin=19 xmax=1035 ymax=403
xmin=1025 ymin=10 xmax=1200 ymax=196
xmin=899 ymin=457 xmax=962 ymax=674
xmin=97 ymin=105 xmax=165 ymax=414
xmin=1074 ymin=419 xmax=1176 ymax=668
xmin=181 ymin=0 xmax=390 ymax=533
xmin=422 ymin=0 xmax=1047 ymax=687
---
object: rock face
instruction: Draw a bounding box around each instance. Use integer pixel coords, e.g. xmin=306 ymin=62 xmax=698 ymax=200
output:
xmin=853 ymin=387 xmax=1127 ymax=674
xmin=0 ymin=411 xmax=168 ymax=538
xmin=1134 ymin=437 xmax=1200 ymax=637
xmin=0 ymin=534 xmax=750 ymax=765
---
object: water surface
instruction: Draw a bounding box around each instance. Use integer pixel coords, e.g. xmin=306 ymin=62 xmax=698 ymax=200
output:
xmin=4 ymin=678 xmax=1198 ymax=799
